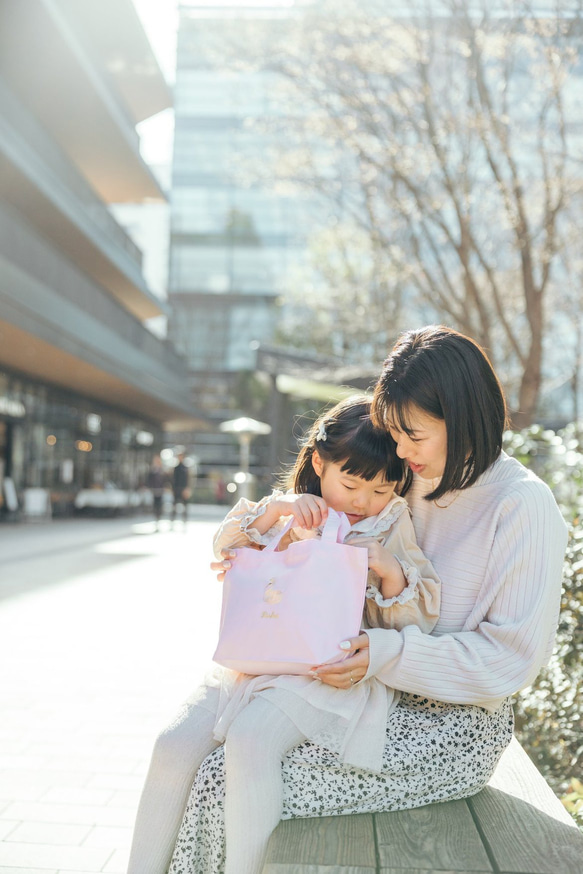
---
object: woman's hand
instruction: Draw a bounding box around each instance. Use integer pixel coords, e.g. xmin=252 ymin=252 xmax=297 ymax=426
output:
xmin=310 ymin=633 xmax=370 ymax=689
xmin=271 ymin=493 xmax=328 ymax=530
xmin=210 ymin=549 xmax=236 ymax=583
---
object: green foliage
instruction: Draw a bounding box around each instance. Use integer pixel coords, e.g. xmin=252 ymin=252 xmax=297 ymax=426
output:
xmin=504 ymin=424 xmax=583 ymax=518
xmin=562 ymin=778 xmax=583 ymax=826
xmin=504 ymin=425 xmax=583 ymax=801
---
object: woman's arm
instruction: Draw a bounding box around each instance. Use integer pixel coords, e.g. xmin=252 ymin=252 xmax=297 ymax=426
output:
xmin=315 ymin=481 xmax=567 ymax=701
xmin=362 ymin=483 xmax=567 ymax=708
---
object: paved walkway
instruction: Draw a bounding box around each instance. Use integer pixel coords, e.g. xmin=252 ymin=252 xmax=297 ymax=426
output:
xmin=0 ymin=508 xmax=227 ymax=874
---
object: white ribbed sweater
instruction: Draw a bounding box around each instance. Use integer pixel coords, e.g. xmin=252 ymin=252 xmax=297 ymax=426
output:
xmin=365 ymin=451 xmax=568 ymax=710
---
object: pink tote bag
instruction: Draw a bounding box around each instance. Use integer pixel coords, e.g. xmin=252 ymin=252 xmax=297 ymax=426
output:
xmin=213 ymin=509 xmax=368 ymax=675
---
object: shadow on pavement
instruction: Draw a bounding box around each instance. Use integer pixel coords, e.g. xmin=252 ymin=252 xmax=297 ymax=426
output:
xmin=0 ymin=547 xmax=156 ymax=602
xmin=0 ymin=507 xmax=226 ymax=602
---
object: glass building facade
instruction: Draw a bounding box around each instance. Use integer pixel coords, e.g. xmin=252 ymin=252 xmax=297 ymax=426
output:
xmin=166 ymin=4 xmax=343 ymax=487
xmin=0 ymin=0 xmax=195 ymax=519
xmin=0 ymin=369 xmax=162 ymax=517
xmin=168 ymin=5 xmax=313 ymax=389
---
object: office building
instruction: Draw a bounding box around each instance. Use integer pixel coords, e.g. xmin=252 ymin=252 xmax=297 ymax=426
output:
xmin=167 ymin=2 xmax=330 ymax=482
xmin=0 ymin=0 xmax=196 ymax=516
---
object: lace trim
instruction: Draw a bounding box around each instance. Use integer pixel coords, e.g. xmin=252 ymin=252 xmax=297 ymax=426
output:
xmin=365 ymin=557 xmax=422 ymax=608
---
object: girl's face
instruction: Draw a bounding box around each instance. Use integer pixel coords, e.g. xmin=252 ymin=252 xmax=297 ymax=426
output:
xmin=386 ymin=405 xmax=448 ymax=480
xmin=312 ymin=452 xmax=396 ymax=526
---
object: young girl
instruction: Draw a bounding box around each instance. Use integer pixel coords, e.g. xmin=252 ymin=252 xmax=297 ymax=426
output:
xmin=148 ymin=396 xmax=440 ymax=874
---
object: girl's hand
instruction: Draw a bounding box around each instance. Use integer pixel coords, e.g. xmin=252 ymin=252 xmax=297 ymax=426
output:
xmin=310 ymin=633 xmax=370 ymax=689
xmin=356 ymin=539 xmax=407 ymax=599
xmin=271 ymin=493 xmax=329 ymax=530
xmin=210 ymin=493 xmax=327 ymax=580
xmin=210 ymin=549 xmax=236 ymax=583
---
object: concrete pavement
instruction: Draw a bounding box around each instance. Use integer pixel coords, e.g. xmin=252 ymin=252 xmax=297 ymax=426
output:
xmin=0 ymin=508 xmax=227 ymax=874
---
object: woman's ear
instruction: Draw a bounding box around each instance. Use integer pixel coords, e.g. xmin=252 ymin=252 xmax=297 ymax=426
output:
xmin=311 ymin=450 xmax=324 ymax=477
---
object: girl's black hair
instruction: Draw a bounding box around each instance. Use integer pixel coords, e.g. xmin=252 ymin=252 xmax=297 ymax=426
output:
xmin=282 ymin=395 xmax=404 ymax=495
xmin=372 ymin=325 xmax=508 ymax=501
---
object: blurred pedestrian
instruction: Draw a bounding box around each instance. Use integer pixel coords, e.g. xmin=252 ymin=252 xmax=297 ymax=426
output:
xmin=171 ymin=453 xmax=190 ymax=527
xmin=146 ymin=455 xmax=168 ymax=531
xmin=214 ymin=474 xmax=226 ymax=504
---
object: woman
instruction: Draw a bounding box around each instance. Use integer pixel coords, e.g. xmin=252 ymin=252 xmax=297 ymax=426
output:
xmin=131 ymin=326 xmax=568 ymax=874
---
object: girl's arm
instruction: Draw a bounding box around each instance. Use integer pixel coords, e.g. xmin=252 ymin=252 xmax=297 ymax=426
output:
xmin=212 ymin=494 xmax=281 ymax=560
xmin=362 ymin=483 xmax=567 ymax=708
xmin=361 ymin=510 xmax=441 ymax=633
xmin=212 ymin=492 xmax=328 ymax=559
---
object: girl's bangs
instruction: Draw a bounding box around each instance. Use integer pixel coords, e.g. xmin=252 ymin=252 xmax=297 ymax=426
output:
xmin=338 ymin=431 xmax=403 ymax=483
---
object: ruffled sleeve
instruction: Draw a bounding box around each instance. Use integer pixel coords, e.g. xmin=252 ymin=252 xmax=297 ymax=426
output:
xmin=212 ymin=490 xmax=287 ymax=559
xmin=362 ymin=510 xmax=441 ymax=633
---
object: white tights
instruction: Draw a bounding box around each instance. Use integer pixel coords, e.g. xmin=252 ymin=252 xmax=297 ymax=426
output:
xmin=126 ymin=687 xmax=304 ymax=874
xmin=224 ymin=697 xmax=305 ymax=874
xmin=126 ymin=685 xmax=221 ymax=874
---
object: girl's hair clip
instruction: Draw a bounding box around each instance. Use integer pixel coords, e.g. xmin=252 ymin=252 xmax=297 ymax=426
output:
xmin=315 ymin=421 xmax=327 ymax=442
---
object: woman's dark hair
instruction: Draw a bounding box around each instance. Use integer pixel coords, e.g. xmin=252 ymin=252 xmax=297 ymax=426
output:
xmin=282 ymin=395 xmax=405 ymax=495
xmin=371 ymin=326 xmax=508 ymax=501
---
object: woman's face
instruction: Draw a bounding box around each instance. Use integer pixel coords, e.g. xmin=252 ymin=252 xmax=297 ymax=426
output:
xmin=386 ymin=405 xmax=448 ymax=480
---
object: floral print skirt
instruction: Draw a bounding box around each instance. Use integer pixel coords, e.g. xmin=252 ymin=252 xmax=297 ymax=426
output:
xmin=168 ymin=692 xmax=514 ymax=874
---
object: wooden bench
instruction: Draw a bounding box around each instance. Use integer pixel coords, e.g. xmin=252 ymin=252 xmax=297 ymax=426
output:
xmin=261 ymin=738 xmax=583 ymax=873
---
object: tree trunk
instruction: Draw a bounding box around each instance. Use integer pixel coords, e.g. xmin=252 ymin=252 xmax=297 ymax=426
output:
xmin=510 ymin=312 xmax=543 ymax=430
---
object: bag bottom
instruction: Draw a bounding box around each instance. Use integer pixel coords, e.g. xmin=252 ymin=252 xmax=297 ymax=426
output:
xmin=212 ymin=650 xmax=349 ymax=676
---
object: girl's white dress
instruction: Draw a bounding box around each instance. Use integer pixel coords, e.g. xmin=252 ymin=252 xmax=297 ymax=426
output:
xmin=207 ymin=491 xmax=441 ymax=774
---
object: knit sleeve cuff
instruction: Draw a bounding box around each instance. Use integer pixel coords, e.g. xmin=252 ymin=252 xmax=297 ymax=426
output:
xmin=363 ymin=627 xmax=403 ymax=682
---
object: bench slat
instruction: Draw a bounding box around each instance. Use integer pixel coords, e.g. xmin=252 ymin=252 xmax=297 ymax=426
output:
xmin=262 ymin=738 xmax=583 ymax=874
xmin=375 ymin=799 xmax=492 ymax=872
xmin=379 ymin=869 xmax=490 ymax=873
xmin=468 ymin=738 xmax=583 ymax=874
xmin=484 ymin=738 xmax=577 ymax=823
xmin=261 ymin=862 xmax=374 ymax=874
xmin=262 ymin=813 xmax=376 ymax=871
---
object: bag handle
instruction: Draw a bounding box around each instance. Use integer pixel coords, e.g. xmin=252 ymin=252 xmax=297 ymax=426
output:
xmin=263 ymin=507 xmax=349 ymax=552
xmin=321 ymin=509 xmax=351 ymax=543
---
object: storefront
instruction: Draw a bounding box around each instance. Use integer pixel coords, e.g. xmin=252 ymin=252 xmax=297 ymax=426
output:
xmin=0 ymin=369 xmax=164 ymax=518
